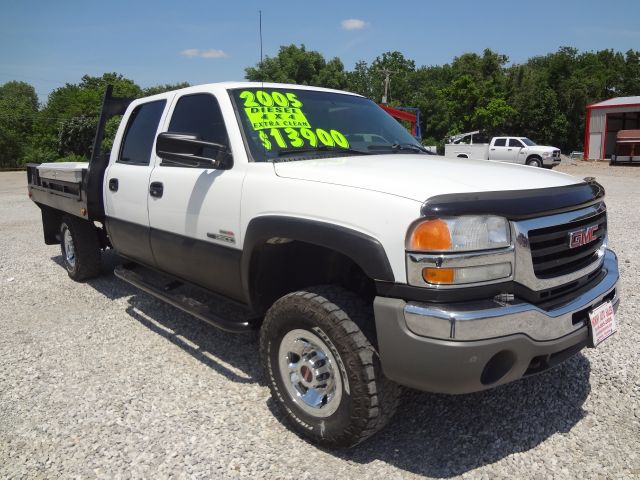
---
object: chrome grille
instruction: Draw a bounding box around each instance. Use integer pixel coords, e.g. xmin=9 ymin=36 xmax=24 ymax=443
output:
xmin=528 ymin=209 xmax=606 ymax=278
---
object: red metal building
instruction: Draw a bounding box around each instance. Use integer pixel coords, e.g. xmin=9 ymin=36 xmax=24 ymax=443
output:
xmin=584 ymin=96 xmax=640 ymax=160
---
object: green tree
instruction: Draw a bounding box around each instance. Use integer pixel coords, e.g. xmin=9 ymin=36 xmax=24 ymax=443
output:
xmin=510 ymin=69 xmax=569 ymax=146
xmin=29 ymin=73 xmax=142 ymax=162
xmin=408 ymin=66 xmax=451 ymax=146
xmin=314 ymin=57 xmax=348 ymax=90
xmin=442 ymin=50 xmax=511 ymax=135
xmin=369 ymin=51 xmax=415 ymax=104
xmin=621 ymin=50 xmax=640 ymax=94
xmin=0 ymin=81 xmax=38 ymax=168
xmin=245 ymin=44 xmax=347 ymax=88
xmin=143 ymin=82 xmax=191 ymax=96
xmin=345 ymin=60 xmax=373 ymax=97
xmin=57 ymin=116 xmax=97 ymax=158
xmin=472 ymin=98 xmax=516 ymax=134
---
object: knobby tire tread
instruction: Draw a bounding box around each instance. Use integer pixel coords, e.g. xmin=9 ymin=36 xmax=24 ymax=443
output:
xmin=260 ymin=285 xmax=401 ymax=448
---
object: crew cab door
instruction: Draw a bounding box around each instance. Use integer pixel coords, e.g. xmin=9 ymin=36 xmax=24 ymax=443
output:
xmin=104 ymin=99 xmax=168 ymax=266
xmin=489 ymin=137 xmax=514 ymax=162
xmin=508 ymin=138 xmax=526 ymax=164
xmin=147 ymin=91 xmax=246 ymax=301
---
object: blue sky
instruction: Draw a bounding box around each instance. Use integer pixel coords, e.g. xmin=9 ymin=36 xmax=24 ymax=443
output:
xmin=2 ymin=0 xmax=639 ymax=103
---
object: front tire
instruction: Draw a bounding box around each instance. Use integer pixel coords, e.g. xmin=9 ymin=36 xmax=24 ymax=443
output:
xmin=526 ymin=156 xmax=542 ymax=167
xmin=260 ymin=286 xmax=401 ymax=448
xmin=60 ymin=216 xmax=102 ymax=281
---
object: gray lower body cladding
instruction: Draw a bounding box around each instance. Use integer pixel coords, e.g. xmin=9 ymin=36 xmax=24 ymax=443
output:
xmin=374 ymin=249 xmax=619 ymax=394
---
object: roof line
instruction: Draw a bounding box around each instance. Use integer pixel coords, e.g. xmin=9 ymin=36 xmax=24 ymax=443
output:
xmin=586 ymin=102 xmax=640 ymax=110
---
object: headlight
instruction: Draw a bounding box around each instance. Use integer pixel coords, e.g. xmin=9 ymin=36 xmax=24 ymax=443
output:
xmin=406 ymin=216 xmax=513 ymax=287
xmin=543 ymin=152 xmax=552 ymax=157
xmin=407 ymin=216 xmax=510 ymax=252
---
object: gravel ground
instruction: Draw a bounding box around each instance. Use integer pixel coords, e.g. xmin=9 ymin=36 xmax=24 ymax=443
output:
xmin=1 ymin=162 xmax=639 ymax=479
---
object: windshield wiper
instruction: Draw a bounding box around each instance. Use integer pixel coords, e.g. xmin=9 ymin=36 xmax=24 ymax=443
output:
xmin=368 ymin=143 xmax=432 ymax=154
xmin=275 ymin=145 xmax=372 ymax=157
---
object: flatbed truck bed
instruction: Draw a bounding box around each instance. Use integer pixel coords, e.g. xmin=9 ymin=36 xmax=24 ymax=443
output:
xmin=27 ymin=162 xmax=89 ymax=220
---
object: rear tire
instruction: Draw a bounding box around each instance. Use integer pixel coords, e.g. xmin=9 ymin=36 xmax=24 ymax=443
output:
xmin=60 ymin=216 xmax=102 ymax=281
xmin=260 ymin=285 xmax=401 ymax=448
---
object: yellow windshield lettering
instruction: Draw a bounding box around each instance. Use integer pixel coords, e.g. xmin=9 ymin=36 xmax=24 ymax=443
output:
xmin=245 ymin=106 xmax=310 ymax=131
xmin=239 ymin=90 xmax=350 ymax=151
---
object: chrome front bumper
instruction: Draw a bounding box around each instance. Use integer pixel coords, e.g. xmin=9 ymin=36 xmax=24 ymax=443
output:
xmin=404 ymin=249 xmax=619 ymax=342
xmin=543 ymin=156 xmax=562 ymax=166
xmin=373 ymin=249 xmax=619 ymax=394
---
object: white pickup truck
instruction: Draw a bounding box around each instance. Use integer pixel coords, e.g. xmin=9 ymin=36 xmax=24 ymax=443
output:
xmin=445 ymin=130 xmax=562 ymax=167
xmin=27 ymin=83 xmax=619 ymax=448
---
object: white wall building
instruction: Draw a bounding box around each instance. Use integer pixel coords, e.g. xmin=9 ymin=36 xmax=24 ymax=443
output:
xmin=584 ymin=96 xmax=640 ymax=160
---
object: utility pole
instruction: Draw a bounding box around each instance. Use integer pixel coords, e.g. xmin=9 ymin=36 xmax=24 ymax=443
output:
xmin=380 ymin=68 xmax=397 ymax=104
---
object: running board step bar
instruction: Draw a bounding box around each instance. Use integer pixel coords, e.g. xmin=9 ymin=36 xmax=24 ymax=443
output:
xmin=114 ymin=265 xmax=255 ymax=333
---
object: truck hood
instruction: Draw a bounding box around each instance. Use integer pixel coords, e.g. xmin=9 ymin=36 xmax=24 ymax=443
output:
xmin=273 ymin=154 xmax=580 ymax=202
xmin=526 ymin=145 xmax=559 ymax=153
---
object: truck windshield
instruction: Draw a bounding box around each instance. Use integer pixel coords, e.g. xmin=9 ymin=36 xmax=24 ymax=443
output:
xmin=521 ymin=138 xmax=537 ymax=146
xmin=230 ymin=87 xmax=427 ymax=162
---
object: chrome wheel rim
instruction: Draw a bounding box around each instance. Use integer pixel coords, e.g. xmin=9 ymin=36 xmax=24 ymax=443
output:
xmin=278 ymin=329 xmax=343 ymax=417
xmin=63 ymin=228 xmax=76 ymax=268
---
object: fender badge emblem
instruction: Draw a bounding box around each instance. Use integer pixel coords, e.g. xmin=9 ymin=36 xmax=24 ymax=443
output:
xmin=207 ymin=230 xmax=236 ymax=244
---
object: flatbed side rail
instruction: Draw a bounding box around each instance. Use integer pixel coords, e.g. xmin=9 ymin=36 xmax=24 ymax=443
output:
xmin=27 ymin=163 xmax=86 ymax=201
xmin=27 ymin=163 xmax=89 ymax=219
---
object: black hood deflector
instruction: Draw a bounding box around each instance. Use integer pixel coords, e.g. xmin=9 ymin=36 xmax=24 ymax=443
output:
xmin=421 ymin=179 xmax=605 ymax=220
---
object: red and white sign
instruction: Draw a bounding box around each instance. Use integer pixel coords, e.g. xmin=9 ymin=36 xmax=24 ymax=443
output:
xmin=588 ymin=301 xmax=617 ymax=347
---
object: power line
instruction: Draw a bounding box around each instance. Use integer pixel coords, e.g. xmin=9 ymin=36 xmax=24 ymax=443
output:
xmin=0 ymin=113 xmax=101 ymax=121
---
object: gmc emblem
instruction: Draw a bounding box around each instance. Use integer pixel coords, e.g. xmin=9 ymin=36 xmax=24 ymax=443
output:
xmin=568 ymin=225 xmax=599 ymax=248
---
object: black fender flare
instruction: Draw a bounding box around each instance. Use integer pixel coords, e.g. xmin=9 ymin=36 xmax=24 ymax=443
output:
xmin=241 ymin=216 xmax=394 ymax=306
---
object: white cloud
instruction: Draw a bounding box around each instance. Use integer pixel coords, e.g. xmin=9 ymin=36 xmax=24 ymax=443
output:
xmin=180 ymin=48 xmax=228 ymax=59
xmin=341 ymin=19 xmax=367 ymax=30
xmin=180 ymin=49 xmax=200 ymax=58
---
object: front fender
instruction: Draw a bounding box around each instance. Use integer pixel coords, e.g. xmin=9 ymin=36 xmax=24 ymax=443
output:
xmin=241 ymin=215 xmax=394 ymax=307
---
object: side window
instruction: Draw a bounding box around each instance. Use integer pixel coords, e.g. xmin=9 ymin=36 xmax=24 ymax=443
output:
xmin=118 ymin=100 xmax=166 ymax=165
xmin=472 ymin=132 xmax=489 ymax=144
xmin=493 ymin=138 xmax=507 ymax=147
xmin=168 ymin=93 xmax=229 ymax=147
xmin=509 ymin=138 xmax=524 ymax=148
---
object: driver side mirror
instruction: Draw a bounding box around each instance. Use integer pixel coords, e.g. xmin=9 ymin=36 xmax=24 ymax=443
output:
xmin=156 ymin=132 xmax=232 ymax=169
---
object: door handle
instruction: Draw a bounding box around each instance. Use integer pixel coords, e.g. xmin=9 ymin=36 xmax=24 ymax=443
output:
xmin=149 ymin=181 xmax=164 ymax=198
xmin=507 ymin=148 xmax=513 ymax=151
xmin=108 ymin=178 xmax=119 ymax=191
xmin=490 ymin=148 xmax=496 ymax=150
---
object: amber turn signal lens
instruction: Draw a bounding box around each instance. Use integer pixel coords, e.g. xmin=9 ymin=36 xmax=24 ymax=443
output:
xmin=409 ymin=219 xmax=452 ymax=251
xmin=422 ymin=268 xmax=455 ymax=284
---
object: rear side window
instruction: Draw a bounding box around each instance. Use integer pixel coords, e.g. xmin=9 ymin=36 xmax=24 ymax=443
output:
xmin=118 ymin=100 xmax=166 ymax=165
xmin=168 ymin=93 xmax=229 ymax=147
xmin=472 ymin=132 xmax=489 ymax=143
xmin=493 ymin=138 xmax=506 ymax=147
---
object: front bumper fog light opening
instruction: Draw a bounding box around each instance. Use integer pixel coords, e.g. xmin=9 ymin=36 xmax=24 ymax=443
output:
xmin=480 ymin=350 xmax=516 ymax=385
